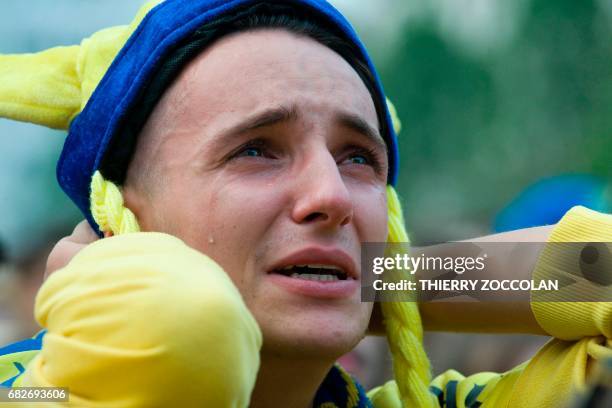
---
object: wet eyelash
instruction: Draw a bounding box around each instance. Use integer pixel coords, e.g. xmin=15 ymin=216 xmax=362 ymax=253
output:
xmin=227 ymin=139 xmax=269 ymax=160
xmin=345 ymin=145 xmax=385 ymax=173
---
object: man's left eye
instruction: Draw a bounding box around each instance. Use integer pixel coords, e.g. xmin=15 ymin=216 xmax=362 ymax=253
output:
xmin=347 ymin=154 xmax=369 ymax=165
xmin=339 ymin=147 xmax=384 ymax=174
xmin=240 ymin=147 xmax=263 ymax=157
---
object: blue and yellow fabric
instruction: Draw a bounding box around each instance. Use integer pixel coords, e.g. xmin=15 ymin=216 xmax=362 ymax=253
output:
xmin=0 ymin=332 xmax=45 ymax=388
xmin=0 ymin=331 xmax=372 ymax=407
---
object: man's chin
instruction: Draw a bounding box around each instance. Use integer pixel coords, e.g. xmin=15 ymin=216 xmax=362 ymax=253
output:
xmin=257 ymin=312 xmax=370 ymax=359
xmin=261 ymin=332 xmax=363 ymax=360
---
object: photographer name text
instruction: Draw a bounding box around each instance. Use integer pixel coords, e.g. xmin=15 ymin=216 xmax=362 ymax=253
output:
xmin=373 ymin=279 xmax=559 ymax=292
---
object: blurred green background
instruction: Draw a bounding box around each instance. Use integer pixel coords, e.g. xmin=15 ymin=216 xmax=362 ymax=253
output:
xmin=0 ymin=0 xmax=611 ymax=380
xmin=373 ymin=0 xmax=612 ymax=243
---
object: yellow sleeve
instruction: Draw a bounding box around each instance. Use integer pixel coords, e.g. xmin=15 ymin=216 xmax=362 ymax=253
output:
xmin=531 ymin=206 xmax=612 ymax=340
xmin=370 ymin=206 xmax=612 ymax=408
xmin=503 ymin=205 xmax=612 ymax=407
xmin=451 ymin=206 xmax=612 ymax=407
xmin=10 ymin=233 xmax=262 ymax=407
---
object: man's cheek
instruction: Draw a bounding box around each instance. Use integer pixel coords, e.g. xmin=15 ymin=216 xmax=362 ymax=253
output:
xmin=355 ymin=201 xmax=388 ymax=241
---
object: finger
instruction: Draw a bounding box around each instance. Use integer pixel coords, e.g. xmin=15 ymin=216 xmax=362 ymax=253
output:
xmin=44 ymin=221 xmax=99 ymax=281
xmin=45 ymin=239 xmax=86 ymax=280
xmin=70 ymin=220 xmax=100 ymax=244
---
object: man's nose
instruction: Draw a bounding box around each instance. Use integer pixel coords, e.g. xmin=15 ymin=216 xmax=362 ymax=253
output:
xmin=291 ymin=151 xmax=354 ymax=228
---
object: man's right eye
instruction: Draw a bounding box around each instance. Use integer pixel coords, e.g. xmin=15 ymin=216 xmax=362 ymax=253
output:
xmin=227 ymin=139 xmax=274 ymax=161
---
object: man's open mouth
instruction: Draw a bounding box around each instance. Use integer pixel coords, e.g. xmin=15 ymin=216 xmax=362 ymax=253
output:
xmin=273 ymin=265 xmax=349 ymax=281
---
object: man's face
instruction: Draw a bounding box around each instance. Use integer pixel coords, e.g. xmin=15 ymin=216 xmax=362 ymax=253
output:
xmin=125 ymin=29 xmax=389 ymax=358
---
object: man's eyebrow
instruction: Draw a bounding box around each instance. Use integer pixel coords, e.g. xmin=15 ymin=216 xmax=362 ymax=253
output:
xmin=335 ymin=111 xmax=387 ymax=152
xmin=219 ymin=105 xmax=299 ymax=138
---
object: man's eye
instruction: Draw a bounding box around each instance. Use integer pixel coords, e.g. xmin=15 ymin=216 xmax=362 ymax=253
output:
xmin=340 ymin=146 xmax=385 ymax=175
xmin=239 ymin=147 xmax=263 ymax=157
xmin=227 ymin=140 xmax=273 ymax=161
xmin=342 ymin=147 xmax=378 ymax=167
xmin=347 ymin=154 xmax=369 ymax=165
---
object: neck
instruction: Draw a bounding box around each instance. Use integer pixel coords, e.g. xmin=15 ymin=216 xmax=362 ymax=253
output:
xmin=249 ymin=351 xmax=333 ymax=408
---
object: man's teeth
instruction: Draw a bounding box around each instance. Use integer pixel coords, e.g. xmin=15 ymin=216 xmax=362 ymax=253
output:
xmin=290 ymin=273 xmax=340 ymax=281
xmin=277 ymin=264 xmax=348 ymax=280
xmin=281 ymin=264 xmax=342 ymax=271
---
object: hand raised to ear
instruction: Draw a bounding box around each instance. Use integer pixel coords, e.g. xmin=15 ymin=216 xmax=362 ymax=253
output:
xmin=44 ymin=220 xmax=102 ymax=280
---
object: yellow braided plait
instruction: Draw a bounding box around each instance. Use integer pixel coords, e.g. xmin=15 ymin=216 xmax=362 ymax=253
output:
xmin=384 ymin=186 xmax=436 ymax=408
xmin=90 ymin=171 xmax=140 ymax=235
xmin=386 ymin=98 xmax=402 ymax=135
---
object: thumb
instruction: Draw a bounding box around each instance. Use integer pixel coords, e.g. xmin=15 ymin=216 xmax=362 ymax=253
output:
xmin=44 ymin=221 xmax=100 ymax=280
xmin=71 ymin=220 xmax=100 ymax=244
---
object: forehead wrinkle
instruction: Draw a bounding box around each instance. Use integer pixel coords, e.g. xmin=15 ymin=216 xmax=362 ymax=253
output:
xmin=185 ymin=29 xmax=376 ymax=114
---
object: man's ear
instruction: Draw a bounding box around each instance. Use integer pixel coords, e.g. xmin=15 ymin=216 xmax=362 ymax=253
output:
xmin=367 ymin=302 xmax=386 ymax=335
